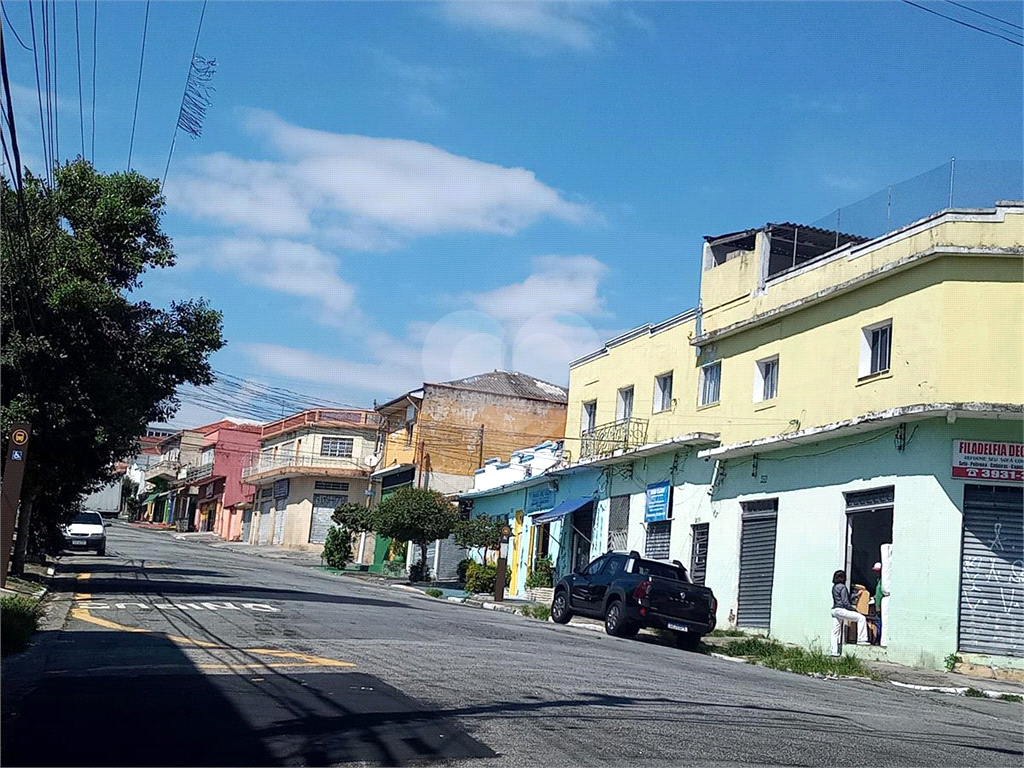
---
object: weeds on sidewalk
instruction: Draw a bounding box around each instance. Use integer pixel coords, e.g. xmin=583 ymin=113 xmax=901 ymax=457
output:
xmin=715 ymin=636 xmax=875 ymax=678
xmin=964 ymin=688 xmax=985 ymax=698
xmin=424 ymin=588 xmax=444 ymax=598
xmin=520 ymin=604 xmax=551 ymax=621
xmin=1 ymin=595 xmax=44 ymax=656
xmin=709 ymin=628 xmax=747 ymax=637
xmin=998 ymin=694 xmax=1022 ymax=703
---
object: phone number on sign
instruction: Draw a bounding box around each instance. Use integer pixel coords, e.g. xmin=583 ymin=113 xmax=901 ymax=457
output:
xmin=953 ymin=467 xmax=1023 ymax=481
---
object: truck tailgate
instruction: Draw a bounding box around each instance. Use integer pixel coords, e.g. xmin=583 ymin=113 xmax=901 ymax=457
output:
xmin=647 ymin=578 xmax=714 ymax=623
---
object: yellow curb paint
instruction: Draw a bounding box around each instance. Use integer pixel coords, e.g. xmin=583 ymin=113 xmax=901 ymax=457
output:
xmin=74 ymin=572 xmax=93 ymax=600
xmin=70 ymin=607 xmax=355 ymax=668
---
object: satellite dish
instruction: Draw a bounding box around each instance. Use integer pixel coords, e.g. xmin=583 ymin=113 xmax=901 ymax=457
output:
xmin=365 ymin=453 xmax=382 ymax=468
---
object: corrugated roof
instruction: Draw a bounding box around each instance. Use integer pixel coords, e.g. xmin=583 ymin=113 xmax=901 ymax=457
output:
xmin=432 ymin=371 xmax=568 ymax=403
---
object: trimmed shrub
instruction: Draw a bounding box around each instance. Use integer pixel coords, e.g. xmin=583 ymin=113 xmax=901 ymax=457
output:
xmin=322 ymin=526 xmax=355 ymax=570
xmin=456 ymin=558 xmax=474 ymax=584
xmin=525 ymin=557 xmax=554 ymax=589
xmin=464 ymin=561 xmax=497 ymax=594
xmin=424 ymin=588 xmax=444 ymax=598
xmin=409 ymin=559 xmax=432 ymax=583
xmin=1 ymin=595 xmax=43 ymax=656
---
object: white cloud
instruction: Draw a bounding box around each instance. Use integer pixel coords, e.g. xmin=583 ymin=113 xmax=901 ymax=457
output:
xmin=177 ymin=237 xmax=358 ymax=325
xmin=166 ymin=110 xmax=594 ymax=246
xmin=464 ymin=255 xmax=608 ymax=323
xmin=441 ymin=1 xmax=604 ymax=52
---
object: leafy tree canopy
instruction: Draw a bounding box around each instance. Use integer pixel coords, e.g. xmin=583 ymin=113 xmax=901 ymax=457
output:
xmin=373 ymin=487 xmax=458 ymax=572
xmin=331 ymin=502 xmax=375 ymax=533
xmin=1 ymin=161 xmax=225 ymax=570
xmin=453 ymin=514 xmax=505 ymax=552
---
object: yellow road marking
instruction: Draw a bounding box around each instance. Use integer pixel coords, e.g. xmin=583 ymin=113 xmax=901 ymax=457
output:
xmin=73 ymin=572 xmax=92 ymax=600
xmin=49 ymin=662 xmax=326 ymax=673
xmin=70 ymin=608 xmax=355 ymax=668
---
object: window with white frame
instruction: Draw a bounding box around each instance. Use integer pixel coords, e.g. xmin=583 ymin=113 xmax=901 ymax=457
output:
xmin=581 ymin=400 xmax=597 ymax=434
xmin=754 ymin=356 xmax=779 ymax=402
xmin=859 ymin=320 xmax=892 ymax=377
xmin=616 ymin=386 xmax=634 ymax=421
xmin=320 ymin=437 xmax=354 ymax=457
xmin=699 ymin=362 xmax=721 ymax=406
xmin=654 ymin=372 xmax=673 ymax=413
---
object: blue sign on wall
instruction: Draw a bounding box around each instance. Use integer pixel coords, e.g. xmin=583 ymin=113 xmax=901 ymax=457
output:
xmin=645 ymin=481 xmax=672 ymax=522
xmin=273 ymin=478 xmax=290 ymax=499
xmin=526 ymin=487 xmax=555 ymax=513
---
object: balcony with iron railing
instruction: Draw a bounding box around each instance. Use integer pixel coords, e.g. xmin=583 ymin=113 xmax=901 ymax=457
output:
xmin=145 ymin=458 xmax=181 ymax=481
xmin=185 ymin=462 xmax=215 ymax=484
xmin=241 ymin=451 xmax=370 ymax=482
xmin=579 ymin=418 xmax=649 ymax=461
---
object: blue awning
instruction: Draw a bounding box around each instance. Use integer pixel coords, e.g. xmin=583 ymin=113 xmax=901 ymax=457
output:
xmin=531 ymin=496 xmax=593 ymax=525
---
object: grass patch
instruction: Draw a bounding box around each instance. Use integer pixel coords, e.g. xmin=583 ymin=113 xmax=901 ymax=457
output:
xmin=424 ymin=588 xmax=444 ymax=598
xmin=1 ymin=595 xmax=44 ymax=656
xmin=715 ymin=637 xmax=875 ymax=678
xmin=964 ymin=687 xmax=985 ymax=698
xmin=520 ymin=604 xmax=551 ymax=621
xmin=998 ymin=694 xmax=1022 ymax=703
xmin=709 ymin=628 xmax=747 ymax=637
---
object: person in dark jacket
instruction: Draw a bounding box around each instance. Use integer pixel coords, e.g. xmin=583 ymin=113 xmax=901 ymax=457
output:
xmin=831 ymin=569 xmax=867 ymax=656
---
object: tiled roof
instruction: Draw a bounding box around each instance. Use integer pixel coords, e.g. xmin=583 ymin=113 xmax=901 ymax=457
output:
xmin=433 ymin=371 xmax=568 ymax=403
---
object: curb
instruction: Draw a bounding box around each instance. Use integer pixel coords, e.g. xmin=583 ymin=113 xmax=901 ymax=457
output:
xmin=889 ymin=680 xmax=1023 ymax=699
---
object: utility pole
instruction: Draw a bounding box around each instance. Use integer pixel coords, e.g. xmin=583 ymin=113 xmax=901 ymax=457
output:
xmin=477 ymin=424 xmax=485 ymax=468
xmin=1 ymin=423 xmax=32 ymax=587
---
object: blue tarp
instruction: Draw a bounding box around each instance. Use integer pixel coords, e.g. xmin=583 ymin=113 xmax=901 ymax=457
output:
xmin=530 ymin=496 xmax=592 ymax=525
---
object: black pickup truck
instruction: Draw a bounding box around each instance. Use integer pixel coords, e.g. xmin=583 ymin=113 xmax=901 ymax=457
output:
xmin=550 ymin=550 xmax=717 ymax=649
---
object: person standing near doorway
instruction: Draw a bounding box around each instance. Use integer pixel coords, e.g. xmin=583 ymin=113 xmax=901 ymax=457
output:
xmin=831 ymin=569 xmax=868 ymax=656
xmin=872 ymin=561 xmax=884 ymax=644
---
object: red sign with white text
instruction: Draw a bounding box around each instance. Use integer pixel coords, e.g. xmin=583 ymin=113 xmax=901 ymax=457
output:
xmin=952 ymin=441 xmax=1024 ymax=483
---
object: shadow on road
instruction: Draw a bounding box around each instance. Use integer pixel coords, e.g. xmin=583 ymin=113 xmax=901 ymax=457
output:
xmin=55 ymin=561 xmax=228 ymax=579
xmin=1 ymin=629 xmax=494 ymax=767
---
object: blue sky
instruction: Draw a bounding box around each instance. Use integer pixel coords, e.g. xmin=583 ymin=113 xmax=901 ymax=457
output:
xmin=3 ymin=1 xmax=1021 ymax=427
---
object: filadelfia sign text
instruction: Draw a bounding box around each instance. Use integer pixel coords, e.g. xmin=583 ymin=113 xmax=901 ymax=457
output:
xmin=952 ymin=440 xmax=1023 ymax=483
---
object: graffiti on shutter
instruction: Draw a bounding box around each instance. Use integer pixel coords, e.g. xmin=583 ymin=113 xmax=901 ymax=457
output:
xmin=607 ymin=495 xmax=630 ymax=551
xmin=737 ymin=500 xmax=778 ymax=629
xmin=645 ymin=520 xmax=671 ymax=560
xmin=958 ymin=485 xmax=1023 ymax=657
xmin=310 ymin=494 xmax=347 ymax=544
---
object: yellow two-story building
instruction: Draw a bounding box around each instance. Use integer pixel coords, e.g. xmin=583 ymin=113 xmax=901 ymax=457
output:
xmin=472 ymin=201 xmax=1023 ymax=671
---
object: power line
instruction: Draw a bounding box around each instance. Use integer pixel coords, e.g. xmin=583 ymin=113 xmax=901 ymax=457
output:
xmin=74 ymin=0 xmax=84 ymax=158
xmin=162 ymin=0 xmax=208 ymax=190
xmin=2 ymin=3 xmax=33 ymax=51
xmin=27 ymin=0 xmax=49 ymax=181
xmin=50 ymin=0 xmax=57 ymax=166
xmin=943 ymin=0 xmax=1022 ymax=31
xmin=900 ymin=0 xmax=1023 ymax=46
xmin=126 ymin=0 xmax=150 ymax=171
xmin=90 ymin=0 xmax=96 ymax=162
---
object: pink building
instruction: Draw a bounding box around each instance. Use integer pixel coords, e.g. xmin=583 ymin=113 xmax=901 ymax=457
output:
xmin=181 ymin=420 xmax=261 ymax=540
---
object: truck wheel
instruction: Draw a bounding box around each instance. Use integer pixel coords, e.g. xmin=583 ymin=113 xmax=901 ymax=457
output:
xmin=604 ymin=600 xmax=633 ymax=637
xmin=674 ymin=631 xmax=702 ymax=651
xmin=551 ymin=591 xmax=573 ymax=624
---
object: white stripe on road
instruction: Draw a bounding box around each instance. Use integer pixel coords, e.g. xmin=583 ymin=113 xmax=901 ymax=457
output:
xmin=73 ymin=600 xmax=280 ymax=613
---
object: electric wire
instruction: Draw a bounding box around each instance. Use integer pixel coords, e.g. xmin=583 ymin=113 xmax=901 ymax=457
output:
xmin=942 ymin=0 xmax=1022 ymax=31
xmin=90 ymin=0 xmax=95 ymax=161
xmin=2 ymin=3 xmax=33 ymax=51
xmin=74 ymin=0 xmax=84 ymax=158
xmin=50 ymin=0 xmax=57 ymax=166
xmin=900 ymin=0 xmax=1023 ymax=46
xmin=126 ymin=0 xmax=150 ymax=171
xmin=161 ymin=0 xmax=207 ymax=191
xmin=26 ymin=0 xmax=49 ymax=182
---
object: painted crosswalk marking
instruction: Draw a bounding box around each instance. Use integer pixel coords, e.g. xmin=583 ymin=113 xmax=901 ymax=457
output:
xmin=73 ymin=599 xmax=280 ymax=613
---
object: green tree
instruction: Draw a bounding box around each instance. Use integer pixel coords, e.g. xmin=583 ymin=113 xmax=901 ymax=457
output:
xmin=331 ymin=502 xmax=375 ymax=534
xmin=372 ymin=487 xmax=458 ymax=579
xmin=1 ymin=162 xmax=224 ymax=573
xmin=453 ymin=514 xmax=505 ymax=562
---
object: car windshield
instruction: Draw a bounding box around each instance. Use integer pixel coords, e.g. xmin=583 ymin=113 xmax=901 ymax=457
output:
xmin=72 ymin=512 xmax=103 ymax=525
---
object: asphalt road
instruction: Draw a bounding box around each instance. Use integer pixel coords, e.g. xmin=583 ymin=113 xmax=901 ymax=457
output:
xmin=3 ymin=522 xmax=1021 ymax=767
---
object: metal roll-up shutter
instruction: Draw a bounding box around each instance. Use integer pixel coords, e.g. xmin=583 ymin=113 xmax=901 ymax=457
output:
xmin=257 ymin=501 xmax=272 ymax=545
xmin=607 ymin=495 xmax=630 ymax=551
xmin=645 ymin=520 xmax=671 ymax=560
xmin=310 ymin=494 xmax=346 ymax=544
xmin=958 ymin=485 xmax=1023 ymax=657
xmin=437 ymin=534 xmax=466 ymax=581
xmin=691 ymin=523 xmax=710 ymax=586
xmin=273 ymin=499 xmax=287 ymax=545
xmin=737 ymin=500 xmax=778 ymax=629
xmin=241 ymin=510 xmax=252 ymax=543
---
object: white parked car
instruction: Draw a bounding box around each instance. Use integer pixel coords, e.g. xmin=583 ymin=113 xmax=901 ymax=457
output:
xmin=62 ymin=510 xmax=107 ymax=556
